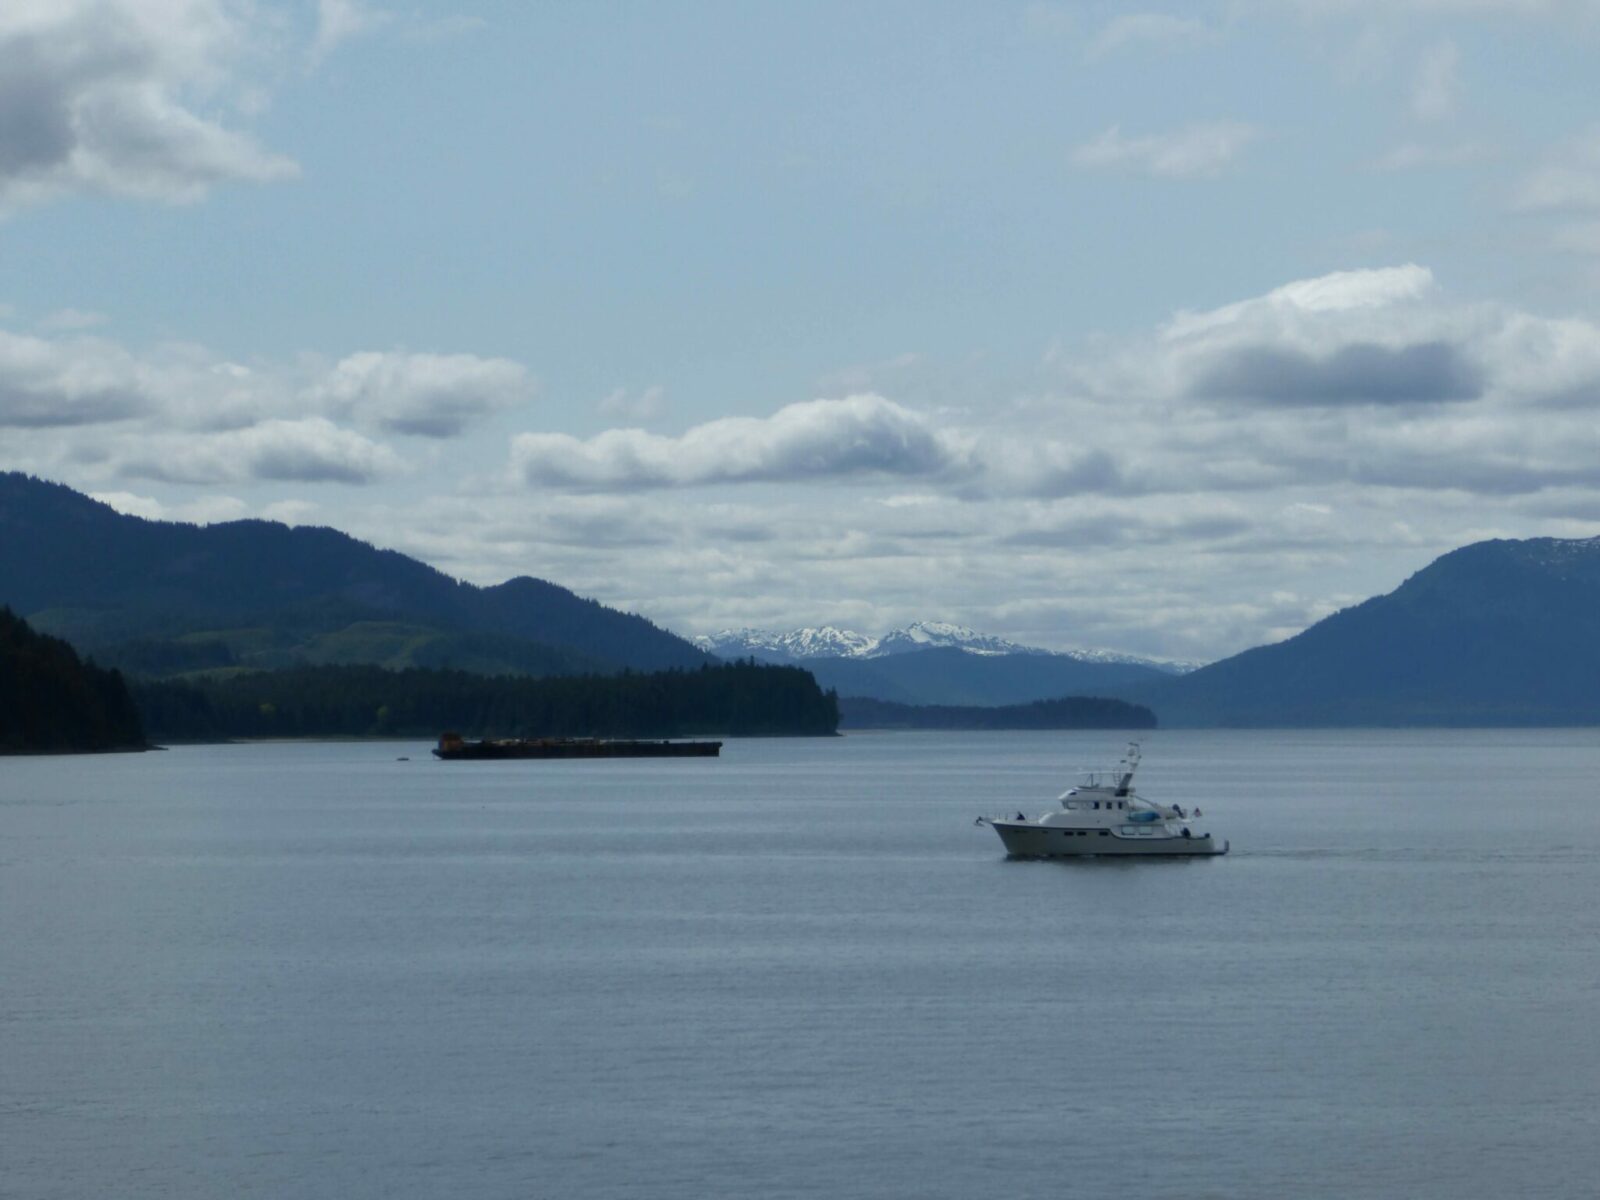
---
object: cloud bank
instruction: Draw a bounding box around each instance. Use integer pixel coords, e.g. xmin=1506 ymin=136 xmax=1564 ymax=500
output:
xmin=12 ymin=263 xmax=1600 ymax=663
xmin=0 ymin=318 xmax=536 ymax=486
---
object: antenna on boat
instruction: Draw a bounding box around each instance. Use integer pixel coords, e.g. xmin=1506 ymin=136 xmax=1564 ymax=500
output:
xmin=1115 ymin=741 xmax=1140 ymax=796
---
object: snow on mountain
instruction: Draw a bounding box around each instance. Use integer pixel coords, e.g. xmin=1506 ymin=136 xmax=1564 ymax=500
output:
xmin=694 ymin=621 xmax=1196 ymax=672
xmin=693 ymin=626 xmax=877 ymax=662
xmin=872 ymin=621 xmax=1032 ymax=657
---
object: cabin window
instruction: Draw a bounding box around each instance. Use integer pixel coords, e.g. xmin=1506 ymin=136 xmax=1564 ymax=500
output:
xmin=1098 ymin=830 xmax=1109 ymax=837
xmin=1092 ymin=801 xmax=1100 ymax=810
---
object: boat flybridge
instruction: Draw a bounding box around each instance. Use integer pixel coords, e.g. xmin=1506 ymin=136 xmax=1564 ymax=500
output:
xmin=977 ymin=742 xmax=1227 ymax=858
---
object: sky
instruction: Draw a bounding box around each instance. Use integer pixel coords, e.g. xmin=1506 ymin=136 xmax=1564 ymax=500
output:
xmin=4 ymin=0 xmax=1600 ymax=663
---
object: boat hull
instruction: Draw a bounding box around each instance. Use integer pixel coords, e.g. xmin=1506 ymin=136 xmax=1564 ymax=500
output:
xmin=987 ymin=821 xmax=1227 ymax=858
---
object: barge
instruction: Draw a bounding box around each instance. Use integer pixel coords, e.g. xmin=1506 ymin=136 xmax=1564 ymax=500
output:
xmin=432 ymin=732 xmax=722 ymax=760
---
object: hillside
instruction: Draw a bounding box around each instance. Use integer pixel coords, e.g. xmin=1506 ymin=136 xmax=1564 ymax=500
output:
xmin=799 ymin=645 xmax=1172 ymax=707
xmin=0 ymin=473 xmax=707 ymax=677
xmin=838 ymin=694 xmax=1156 ymax=731
xmin=0 ymin=608 xmax=146 ymax=753
xmin=1130 ymin=535 xmax=1600 ymax=726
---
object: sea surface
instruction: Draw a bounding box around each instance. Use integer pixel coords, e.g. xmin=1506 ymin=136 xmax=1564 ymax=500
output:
xmin=4 ymin=729 xmax=1600 ymax=1199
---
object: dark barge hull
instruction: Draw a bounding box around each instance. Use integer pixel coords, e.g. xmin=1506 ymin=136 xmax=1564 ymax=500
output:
xmin=433 ymin=737 xmax=721 ymax=760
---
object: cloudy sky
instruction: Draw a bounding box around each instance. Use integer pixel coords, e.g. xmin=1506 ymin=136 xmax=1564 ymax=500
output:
xmin=5 ymin=0 xmax=1600 ymax=662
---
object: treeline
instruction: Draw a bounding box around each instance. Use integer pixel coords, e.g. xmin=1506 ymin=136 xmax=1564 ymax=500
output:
xmin=0 ymin=608 xmax=147 ymax=754
xmin=838 ymin=693 xmax=1156 ymax=731
xmin=135 ymin=660 xmax=839 ymax=740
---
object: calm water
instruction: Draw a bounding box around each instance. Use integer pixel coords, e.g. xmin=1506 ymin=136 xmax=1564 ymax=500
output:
xmin=4 ymin=729 xmax=1600 ymax=1199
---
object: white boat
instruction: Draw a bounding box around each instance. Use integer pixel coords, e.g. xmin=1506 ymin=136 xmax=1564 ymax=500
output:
xmin=976 ymin=742 xmax=1227 ymax=858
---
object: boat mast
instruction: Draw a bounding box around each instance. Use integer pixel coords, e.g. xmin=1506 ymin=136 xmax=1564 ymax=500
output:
xmin=1115 ymin=741 xmax=1140 ymax=796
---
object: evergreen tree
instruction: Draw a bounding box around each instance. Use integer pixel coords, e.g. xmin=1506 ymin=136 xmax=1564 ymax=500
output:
xmin=0 ymin=609 xmax=147 ymax=753
xmin=134 ymin=660 xmax=840 ymax=741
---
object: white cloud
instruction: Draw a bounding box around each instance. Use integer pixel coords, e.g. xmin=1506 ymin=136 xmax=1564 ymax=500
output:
xmin=0 ymin=0 xmax=298 ymax=214
xmin=511 ymin=394 xmax=966 ymax=490
xmin=1056 ymin=263 xmax=1600 ymax=504
xmin=90 ymin=488 xmax=248 ymax=524
xmin=261 ymin=498 xmax=320 ymax=525
xmin=1088 ymin=13 xmax=1213 ymax=58
xmin=0 ymin=328 xmax=152 ymax=427
xmin=1550 ymin=221 xmax=1600 ymax=255
xmin=1367 ymin=141 xmax=1489 ymax=171
xmin=504 ymin=263 xmax=1600 ymax=512
xmin=88 ymin=489 xmax=166 ymax=520
xmin=1162 ymin=264 xmax=1436 ymax=343
xmin=598 ymin=385 xmax=665 ymax=421
xmin=1411 ymin=39 xmax=1461 ymax=121
xmin=308 ymin=350 xmax=532 ymax=437
xmin=1072 ymin=121 xmax=1260 ymax=179
xmin=1508 ymin=128 xmax=1600 ymax=257
xmin=1512 ymin=131 xmax=1600 ymax=212
xmin=0 ymin=324 xmax=539 ymax=483
xmin=309 ymin=0 xmax=390 ymax=65
xmin=119 ymin=417 xmax=404 ymax=485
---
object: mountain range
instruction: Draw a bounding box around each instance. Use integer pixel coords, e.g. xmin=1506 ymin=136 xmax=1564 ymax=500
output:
xmin=6 ymin=472 xmax=1600 ymax=726
xmin=0 ymin=472 xmax=707 ymax=677
xmin=694 ymin=621 xmax=1190 ymax=669
xmin=694 ymin=621 xmax=1192 ymax=707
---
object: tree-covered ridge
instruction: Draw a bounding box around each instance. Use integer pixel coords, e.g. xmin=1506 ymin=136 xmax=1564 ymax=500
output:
xmin=135 ymin=661 xmax=839 ymax=741
xmin=838 ymin=694 xmax=1156 ymax=730
xmin=0 ymin=608 xmax=146 ymax=754
xmin=1116 ymin=534 xmax=1600 ymax=726
xmin=0 ymin=471 xmax=708 ymax=675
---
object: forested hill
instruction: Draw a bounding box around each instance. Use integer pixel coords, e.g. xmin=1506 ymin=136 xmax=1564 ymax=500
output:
xmin=135 ymin=661 xmax=839 ymax=741
xmin=1 ymin=609 xmax=146 ymax=753
xmin=0 ymin=472 xmax=707 ymax=676
xmin=1119 ymin=534 xmax=1600 ymax=726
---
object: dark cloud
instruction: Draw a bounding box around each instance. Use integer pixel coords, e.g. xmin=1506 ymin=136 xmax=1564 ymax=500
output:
xmin=0 ymin=4 xmax=294 ymax=211
xmin=1003 ymin=512 xmax=1251 ymax=549
xmin=1190 ymin=341 xmax=1483 ymax=406
xmin=1349 ymin=455 xmax=1600 ymax=496
xmin=0 ymin=381 xmax=146 ymax=427
xmin=0 ymin=35 xmax=85 ymax=178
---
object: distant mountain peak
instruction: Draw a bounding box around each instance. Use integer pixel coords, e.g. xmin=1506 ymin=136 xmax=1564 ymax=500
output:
xmin=874 ymin=621 xmax=1030 ymax=657
xmin=693 ymin=626 xmax=877 ymax=661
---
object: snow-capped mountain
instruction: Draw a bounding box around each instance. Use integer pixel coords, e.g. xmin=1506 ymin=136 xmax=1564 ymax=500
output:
xmin=872 ymin=621 xmax=1032 ymax=657
xmin=693 ymin=626 xmax=876 ymax=662
xmin=693 ymin=621 xmax=1194 ymax=673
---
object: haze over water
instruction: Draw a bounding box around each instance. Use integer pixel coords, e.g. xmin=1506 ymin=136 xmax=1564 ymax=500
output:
xmin=6 ymin=730 xmax=1600 ymax=1199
